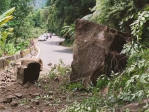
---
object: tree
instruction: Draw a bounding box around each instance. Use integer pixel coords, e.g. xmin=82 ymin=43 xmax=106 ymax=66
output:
xmin=9 ymin=0 xmax=34 ymax=44
xmin=0 ymin=0 xmax=11 ymax=14
xmin=46 ymin=0 xmax=95 ymax=35
xmin=0 ymin=7 xmax=15 ymax=56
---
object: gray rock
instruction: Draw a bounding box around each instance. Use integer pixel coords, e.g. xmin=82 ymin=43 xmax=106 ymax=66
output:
xmin=6 ymin=97 xmax=12 ymax=103
xmin=0 ymin=98 xmax=7 ymax=103
xmin=24 ymin=105 xmax=31 ymax=109
xmin=32 ymin=100 xmax=40 ymax=105
xmin=31 ymin=93 xmax=40 ymax=98
xmin=61 ymin=96 xmax=67 ymax=100
xmin=48 ymin=91 xmax=54 ymax=95
xmin=44 ymin=102 xmax=49 ymax=106
xmin=16 ymin=58 xmax=42 ymax=85
xmin=0 ymin=98 xmax=5 ymax=103
xmin=10 ymin=101 xmax=18 ymax=107
xmin=14 ymin=93 xmax=23 ymax=98
xmin=8 ymin=95 xmax=16 ymax=99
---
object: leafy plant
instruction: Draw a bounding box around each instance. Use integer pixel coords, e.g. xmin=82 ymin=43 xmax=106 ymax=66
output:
xmin=0 ymin=7 xmax=15 ymax=56
xmin=48 ymin=59 xmax=71 ymax=80
xmin=61 ymin=24 xmax=75 ymax=39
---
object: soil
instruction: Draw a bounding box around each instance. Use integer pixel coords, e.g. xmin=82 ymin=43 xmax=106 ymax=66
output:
xmin=0 ymin=69 xmax=92 ymax=112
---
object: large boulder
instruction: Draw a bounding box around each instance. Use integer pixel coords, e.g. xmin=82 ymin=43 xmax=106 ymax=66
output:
xmin=16 ymin=58 xmax=43 ymax=85
xmin=70 ymin=19 xmax=129 ymax=87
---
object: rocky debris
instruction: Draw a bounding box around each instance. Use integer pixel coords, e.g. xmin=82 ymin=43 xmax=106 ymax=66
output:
xmin=44 ymin=101 xmax=50 ymax=106
xmin=61 ymin=96 xmax=67 ymax=100
xmin=0 ymin=104 xmax=6 ymax=109
xmin=31 ymin=93 xmax=40 ymax=98
xmin=0 ymin=98 xmax=4 ymax=103
xmin=24 ymin=105 xmax=31 ymax=109
xmin=48 ymin=91 xmax=54 ymax=95
xmin=6 ymin=97 xmax=12 ymax=103
xmin=37 ymin=110 xmax=46 ymax=112
xmin=16 ymin=58 xmax=43 ymax=85
xmin=54 ymin=77 xmax=60 ymax=82
xmin=48 ymin=63 xmax=52 ymax=66
xmin=120 ymin=98 xmax=149 ymax=112
xmin=0 ymin=72 xmax=16 ymax=84
xmin=14 ymin=93 xmax=23 ymax=98
xmin=23 ymin=82 xmax=32 ymax=88
xmin=54 ymin=76 xmax=63 ymax=82
xmin=70 ymin=19 xmax=129 ymax=87
xmin=32 ymin=100 xmax=40 ymax=105
xmin=0 ymin=86 xmax=5 ymax=90
xmin=0 ymin=98 xmax=7 ymax=103
xmin=10 ymin=101 xmax=18 ymax=107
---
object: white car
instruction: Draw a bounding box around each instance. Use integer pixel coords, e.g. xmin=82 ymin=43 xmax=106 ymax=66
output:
xmin=43 ymin=33 xmax=49 ymax=39
xmin=38 ymin=35 xmax=47 ymax=41
xmin=52 ymin=33 xmax=56 ymax=36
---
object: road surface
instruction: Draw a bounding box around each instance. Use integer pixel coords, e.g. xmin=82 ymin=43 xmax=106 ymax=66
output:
xmin=36 ymin=36 xmax=73 ymax=71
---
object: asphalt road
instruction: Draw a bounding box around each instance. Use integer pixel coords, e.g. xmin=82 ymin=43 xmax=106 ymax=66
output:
xmin=36 ymin=36 xmax=73 ymax=70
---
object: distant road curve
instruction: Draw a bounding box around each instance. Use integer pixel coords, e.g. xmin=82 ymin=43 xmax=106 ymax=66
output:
xmin=36 ymin=36 xmax=73 ymax=70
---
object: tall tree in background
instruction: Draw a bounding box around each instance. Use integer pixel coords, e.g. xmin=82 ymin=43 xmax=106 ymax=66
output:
xmin=0 ymin=0 xmax=11 ymax=14
xmin=9 ymin=0 xmax=33 ymax=44
xmin=46 ymin=0 xmax=95 ymax=35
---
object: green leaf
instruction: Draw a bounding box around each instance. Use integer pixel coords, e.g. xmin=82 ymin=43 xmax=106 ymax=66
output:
xmin=144 ymin=14 xmax=149 ymax=17
xmin=139 ymin=74 xmax=148 ymax=84
xmin=141 ymin=17 xmax=145 ymax=20
xmin=0 ymin=7 xmax=15 ymax=20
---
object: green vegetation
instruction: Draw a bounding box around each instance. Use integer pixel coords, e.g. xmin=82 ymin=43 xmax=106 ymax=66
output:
xmin=0 ymin=0 xmax=49 ymax=57
xmin=58 ymin=0 xmax=149 ymax=111
xmin=45 ymin=0 xmax=95 ymax=42
xmin=1 ymin=0 xmax=149 ymax=111
xmin=0 ymin=7 xmax=15 ymax=56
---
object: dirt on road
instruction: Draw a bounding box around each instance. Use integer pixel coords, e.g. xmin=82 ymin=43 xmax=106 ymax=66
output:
xmin=0 ymin=67 xmax=92 ymax=112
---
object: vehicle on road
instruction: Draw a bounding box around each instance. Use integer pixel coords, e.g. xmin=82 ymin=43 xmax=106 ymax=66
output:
xmin=38 ymin=35 xmax=47 ymax=41
xmin=52 ymin=33 xmax=56 ymax=36
xmin=43 ymin=33 xmax=49 ymax=39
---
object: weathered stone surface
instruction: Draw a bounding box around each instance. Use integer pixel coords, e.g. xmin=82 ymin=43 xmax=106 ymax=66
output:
xmin=10 ymin=101 xmax=18 ymax=107
xmin=119 ymin=98 xmax=149 ymax=112
xmin=48 ymin=91 xmax=54 ymax=95
xmin=61 ymin=96 xmax=66 ymax=100
xmin=16 ymin=58 xmax=43 ymax=85
xmin=70 ymin=19 xmax=129 ymax=87
xmin=31 ymin=93 xmax=40 ymax=98
xmin=32 ymin=100 xmax=40 ymax=105
xmin=0 ymin=104 xmax=6 ymax=109
xmin=44 ymin=101 xmax=50 ymax=106
xmin=6 ymin=97 xmax=12 ymax=103
xmin=8 ymin=95 xmax=16 ymax=99
xmin=14 ymin=93 xmax=23 ymax=98
xmin=0 ymin=98 xmax=6 ymax=103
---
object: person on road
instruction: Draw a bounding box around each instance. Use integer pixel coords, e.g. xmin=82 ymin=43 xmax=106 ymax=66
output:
xmin=50 ymin=33 xmax=52 ymax=38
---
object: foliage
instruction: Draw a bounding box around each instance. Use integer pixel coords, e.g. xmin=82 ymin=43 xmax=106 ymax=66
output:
xmin=60 ymin=1 xmax=149 ymax=111
xmin=62 ymin=39 xmax=74 ymax=47
xmin=0 ymin=7 xmax=15 ymax=56
xmin=9 ymin=0 xmax=34 ymax=44
xmin=48 ymin=59 xmax=71 ymax=80
xmin=0 ymin=0 xmax=11 ymax=14
xmin=61 ymin=24 xmax=75 ymax=39
xmin=46 ymin=0 xmax=95 ymax=36
xmin=15 ymin=39 xmax=29 ymax=51
xmin=0 ymin=0 xmax=48 ymax=57
xmin=88 ymin=0 xmax=149 ymax=32
xmin=130 ymin=11 xmax=149 ymax=41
